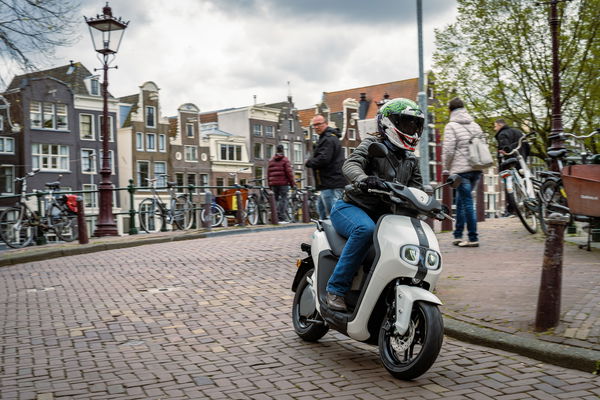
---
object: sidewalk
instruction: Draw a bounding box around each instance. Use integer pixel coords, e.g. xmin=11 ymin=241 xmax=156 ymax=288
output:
xmin=1 ymin=217 xmax=599 ymax=373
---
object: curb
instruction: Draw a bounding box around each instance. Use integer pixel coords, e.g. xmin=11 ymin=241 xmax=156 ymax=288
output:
xmin=443 ymin=316 xmax=600 ymax=374
xmin=0 ymin=223 xmax=312 ymax=268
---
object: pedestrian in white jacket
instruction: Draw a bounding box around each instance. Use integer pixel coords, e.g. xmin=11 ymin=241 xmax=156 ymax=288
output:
xmin=441 ymin=98 xmax=485 ymax=247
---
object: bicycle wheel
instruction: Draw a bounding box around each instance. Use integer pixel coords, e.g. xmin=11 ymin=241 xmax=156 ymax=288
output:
xmin=508 ymin=180 xmax=537 ymax=234
xmin=173 ymin=195 xmax=194 ymax=230
xmin=0 ymin=206 xmax=35 ymax=248
xmin=259 ymin=199 xmax=272 ymax=225
xmin=246 ymin=197 xmax=259 ymax=225
xmin=538 ymin=179 xmax=569 ymax=235
xmin=286 ymin=198 xmax=297 ymax=222
xmin=49 ymin=204 xmax=79 ymax=242
xmin=138 ymin=198 xmax=164 ymax=233
xmin=200 ymin=203 xmax=225 ymax=227
xmin=309 ymin=195 xmax=320 ymax=220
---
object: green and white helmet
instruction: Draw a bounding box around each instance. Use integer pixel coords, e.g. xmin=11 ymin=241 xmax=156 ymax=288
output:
xmin=377 ymin=98 xmax=424 ymax=151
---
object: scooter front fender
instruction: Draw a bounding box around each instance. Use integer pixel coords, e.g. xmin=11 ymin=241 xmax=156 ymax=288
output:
xmin=395 ymin=286 xmax=442 ymax=336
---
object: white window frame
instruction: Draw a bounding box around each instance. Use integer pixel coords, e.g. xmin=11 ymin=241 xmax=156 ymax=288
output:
xmin=219 ymin=144 xmax=242 ymax=161
xmin=80 ymin=113 xmax=95 ymax=140
xmin=55 ymin=103 xmax=68 ymax=131
xmin=146 ymin=133 xmax=156 ymax=152
xmin=146 ymin=106 xmax=156 ymax=128
xmin=288 ymin=119 xmax=294 ymax=133
xmin=91 ymin=79 xmax=100 ymax=96
xmin=0 ymin=115 xmax=3 ymax=130
xmin=136 ymin=132 xmax=144 ymax=151
xmin=31 ymin=144 xmax=69 ymax=171
xmin=348 ymin=128 xmax=356 ymax=140
xmin=82 ymin=183 xmax=97 ymax=208
xmin=81 ymin=148 xmax=97 ymax=174
xmin=99 ymin=149 xmax=115 ymax=175
xmin=186 ymin=123 xmax=194 ymax=138
xmin=98 ymin=115 xmax=114 ymax=142
xmin=154 ymin=161 xmax=167 ymax=188
xmin=0 ymin=164 xmax=15 ymax=195
xmin=30 ymin=101 xmax=42 ymax=128
xmin=158 ymin=134 xmax=166 ymax=152
xmin=184 ymin=145 xmax=198 ymax=162
xmin=281 ymin=141 xmax=290 ymax=158
xmin=265 ymin=125 xmax=274 ymax=138
xmin=293 ymin=142 xmax=303 ymax=164
xmin=253 ymin=142 xmax=263 ymax=159
xmin=266 ymin=144 xmax=274 ymax=159
xmin=137 ymin=160 xmax=150 ymax=187
xmin=253 ymin=124 xmax=262 ymax=137
xmin=0 ymin=137 xmax=15 ymax=154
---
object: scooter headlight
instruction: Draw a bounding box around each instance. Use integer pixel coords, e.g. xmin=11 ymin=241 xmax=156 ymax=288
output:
xmin=400 ymin=245 xmax=420 ymax=266
xmin=425 ymin=250 xmax=440 ymax=270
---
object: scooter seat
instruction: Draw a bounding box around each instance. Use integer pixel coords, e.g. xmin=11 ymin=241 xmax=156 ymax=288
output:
xmin=322 ymin=220 xmax=376 ymax=270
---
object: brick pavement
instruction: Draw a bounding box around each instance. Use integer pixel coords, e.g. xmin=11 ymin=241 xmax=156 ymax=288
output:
xmin=1 ymin=224 xmax=599 ymax=399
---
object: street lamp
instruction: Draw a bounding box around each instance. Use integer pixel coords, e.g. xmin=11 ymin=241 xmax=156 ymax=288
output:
xmin=85 ymin=3 xmax=128 ymax=236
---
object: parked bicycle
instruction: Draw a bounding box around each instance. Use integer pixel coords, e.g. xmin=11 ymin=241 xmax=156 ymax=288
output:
xmin=138 ymin=178 xmax=193 ymax=233
xmin=499 ymin=133 xmax=540 ymax=234
xmin=286 ymin=179 xmax=319 ymax=222
xmin=244 ymin=179 xmax=272 ymax=225
xmin=199 ymin=193 xmax=225 ymax=228
xmin=0 ymin=170 xmax=79 ymax=248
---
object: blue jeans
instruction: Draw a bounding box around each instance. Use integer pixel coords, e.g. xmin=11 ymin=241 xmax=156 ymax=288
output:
xmin=317 ymin=188 xmax=344 ymax=219
xmin=454 ymin=171 xmax=482 ymax=242
xmin=326 ymin=200 xmax=377 ymax=296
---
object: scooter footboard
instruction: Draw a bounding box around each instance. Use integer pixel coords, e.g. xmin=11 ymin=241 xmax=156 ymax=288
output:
xmin=395 ymin=286 xmax=442 ymax=336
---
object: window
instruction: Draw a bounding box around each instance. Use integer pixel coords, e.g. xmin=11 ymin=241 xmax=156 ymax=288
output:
xmin=0 ymin=165 xmax=14 ymax=194
xmin=137 ymin=161 xmax=149 ymax=187
xmin=216 ymin=177 xmax=224 ymax=194
xmin=91 ymin=79 xmax=100 ymax=96
xmin=30 ymin=102 xmax=42 ymax=128
xmin=185 ymin=145 xmax=198 ymax=162
xmin=146 ymin=133 xmax=156 ymax=151
xmin=186 ymin=123 xmax=194 ymax=138
xmin=281 ymin=142 xmax=290 ymax=158
xmin=220 ymin=144 xmax=242 ymax=161
xmin=136 ymin=132 xmax=144 ymax=150
xmin=99 ymin=149 xmax=114 ymax=173
xmin=146 ymin=106 xmax=156 ymax=127
xmin=32 ymin=144 xmax=69 ymax=171
xmin=158 ymin=134 xmax=166 ymax=152
xmin=266 ymin=144 xmax=274 ymax=159
xmin=176 ymin=173 xmax=184 ymax=191
xmin=99 ymin=115 xmax=114 ymax=141
xmin=343 ymin=147 xmax=348 ymax=159
xmin=253 ymin=124 xmax=262 ymax=136
xmin=288 ymin=119 xmax=294 ymax=132
xmin=43 ymin=103 xmax=54 ymax=129
xmin=80 ymin=114 xmax=94 ymax=140
xmin=200 ymin=174 xmax=208 ymax=187
xmin=55 ymin=104 xmax=68 ymax=130
xmin=81 ymin=149 xmax=97 ymax=173
xmin=0 ymin=137 xmax=15 ymax=154
xmin=292 ymin=143 xmax=302 ymax=163
xmin=0 ymin=115 xmax=3 ymax=130
xmin=83 ymin=184 xmax=97 ymax=207
xmin=348 ymin=128 xmax=356 ymax=140
xmin=187 ymin=173 xmax=196 ymax=187
xmin=154 ymin=162 xmax=166 ymax=187
xmin=265 ymin=125 xmax=274 ymax=138
xmin=255 ymin=166 xmax=263 ymax=182
xmin=253 ymin=143 xmax=263 ymax=159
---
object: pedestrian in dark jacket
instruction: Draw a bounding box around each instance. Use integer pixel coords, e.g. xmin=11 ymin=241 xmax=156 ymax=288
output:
xmin=305 ymin=114 xmax=346 ymax=219
xmin=268 ymin=144 xmax=295 ymax=223
xmin=324 ymin=98 xmax=424 ymax=312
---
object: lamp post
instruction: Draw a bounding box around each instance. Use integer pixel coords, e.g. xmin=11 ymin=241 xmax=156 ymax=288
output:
xmin=416 ymin=0 xmax=430 ymax=184
xmin=85 ymin=3 xmax=128 ymax=236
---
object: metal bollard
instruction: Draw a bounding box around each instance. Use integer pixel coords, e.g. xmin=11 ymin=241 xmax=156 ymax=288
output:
xmin=302 ymin=191 xmax=310 ymax=223
xmin=235 ymin=190 xmax=245 ymax=227
xmin=76 ymin=196 xmax=89 ymax=245
xmin=476 ymin=175 xmax=485 ymax=222
xmin=441 ymin=173 xmax=453 ymax=231
xmin=127 ymin=179 xmax=137 ymax=235
xmin=269 ymin=192 xmax=278 ymax=225
xmin=203 ymin=191 xmax=212 ymax=230
xmin=534 ymin=213 xmax=569 ymax=332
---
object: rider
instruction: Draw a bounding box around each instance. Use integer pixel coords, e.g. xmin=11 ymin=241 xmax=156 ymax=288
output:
xmin=326 ymin=98 xmax=424 ymax=312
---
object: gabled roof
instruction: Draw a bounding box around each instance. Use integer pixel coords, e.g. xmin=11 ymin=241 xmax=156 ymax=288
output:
xmin=323 ymin=78 xmax=419 ymax=120
xmin=118 ymin=94 xmax=139 ymax=128
xmin=6 ymin=62 xmax=111 ymax=97
xmin=297 ymin=108 xmax=318 ymax=127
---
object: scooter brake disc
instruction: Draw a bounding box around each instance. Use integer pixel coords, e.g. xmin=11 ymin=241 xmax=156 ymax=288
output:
xmin=390 ymin=320 xmax=416 ymax=353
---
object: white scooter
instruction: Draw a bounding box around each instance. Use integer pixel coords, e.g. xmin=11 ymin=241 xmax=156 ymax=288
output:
xmin=291 ymin=142 xmax=460 ymax=380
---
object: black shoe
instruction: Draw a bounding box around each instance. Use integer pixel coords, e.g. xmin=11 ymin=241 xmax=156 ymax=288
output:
xmin=326 ymin=292 xmax=347 ymax=312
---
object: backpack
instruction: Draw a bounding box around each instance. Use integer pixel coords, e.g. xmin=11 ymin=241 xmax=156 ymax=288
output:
xmin=461 ymin=125 xmax=494 ymax=170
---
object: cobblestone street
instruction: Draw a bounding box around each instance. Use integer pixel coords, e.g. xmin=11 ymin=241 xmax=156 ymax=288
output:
xmin=1 ymin=228 xmax=599 ymax=399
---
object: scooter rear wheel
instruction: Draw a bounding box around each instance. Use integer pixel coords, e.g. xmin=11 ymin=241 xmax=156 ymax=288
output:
xmin=292 ymin=269 xmax=328 ymax=342
xmin=378 ymin=301 xmax=443 ymax=380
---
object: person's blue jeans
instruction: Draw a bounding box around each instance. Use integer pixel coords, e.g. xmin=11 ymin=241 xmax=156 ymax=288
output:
xmin=317 ymin=188 xmax=343 ymax=219
xmin=454 ymin=171 xmax=482 ymax=242
xmin=326 ymin=200 xmax=377 ymax=297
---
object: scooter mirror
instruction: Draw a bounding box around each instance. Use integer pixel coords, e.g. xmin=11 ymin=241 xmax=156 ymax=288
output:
xmin=368 ymin=142 xmax=388 ymax=158
xmin=447 ymin=174 xmax=462 ymax=188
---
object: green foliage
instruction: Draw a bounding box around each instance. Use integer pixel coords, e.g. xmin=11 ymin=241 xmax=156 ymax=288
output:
xmin=432 ymin=0 xmax=599 ymax=157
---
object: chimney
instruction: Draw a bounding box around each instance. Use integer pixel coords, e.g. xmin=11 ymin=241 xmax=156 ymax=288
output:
xmin=358 ymin=92 xmax=369 ymax=119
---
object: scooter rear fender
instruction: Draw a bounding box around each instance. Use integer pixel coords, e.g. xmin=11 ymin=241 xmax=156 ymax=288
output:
xmin=395 ymin=285 xmax=442 ymax=335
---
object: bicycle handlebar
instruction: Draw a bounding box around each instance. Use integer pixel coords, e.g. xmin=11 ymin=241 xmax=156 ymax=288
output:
xmin=503 ymin=132 xmax=535 ymax=157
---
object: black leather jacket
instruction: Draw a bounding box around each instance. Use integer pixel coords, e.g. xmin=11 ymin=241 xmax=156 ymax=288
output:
xmin=305 ymin=127 xmax=346 ymax=190
xmin=342 ymin=136 xmax=423 ymax=215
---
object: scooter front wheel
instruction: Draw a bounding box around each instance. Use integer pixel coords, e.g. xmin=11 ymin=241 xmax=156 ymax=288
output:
xmin=292 ymin=269 xmax=328 ymax=342
xmin=378 ymin=301 xmax=443 ymax=380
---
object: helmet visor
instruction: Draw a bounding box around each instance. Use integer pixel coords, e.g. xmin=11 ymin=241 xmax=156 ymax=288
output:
xmin=388 ymin=112 xmax=424 ymax=138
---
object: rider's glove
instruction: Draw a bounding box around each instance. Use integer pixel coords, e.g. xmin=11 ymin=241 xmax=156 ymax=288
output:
xmin=360 ymin=176 xmax=387 ymax=192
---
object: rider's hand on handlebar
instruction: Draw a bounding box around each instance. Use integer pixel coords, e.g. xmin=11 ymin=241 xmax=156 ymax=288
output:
xmin=360 ymin=176 xmax=387 ymax=193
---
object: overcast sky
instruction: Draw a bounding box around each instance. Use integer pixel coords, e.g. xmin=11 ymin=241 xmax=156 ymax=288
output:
xmin=45 ymin=0 xmax=457 ymax=116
